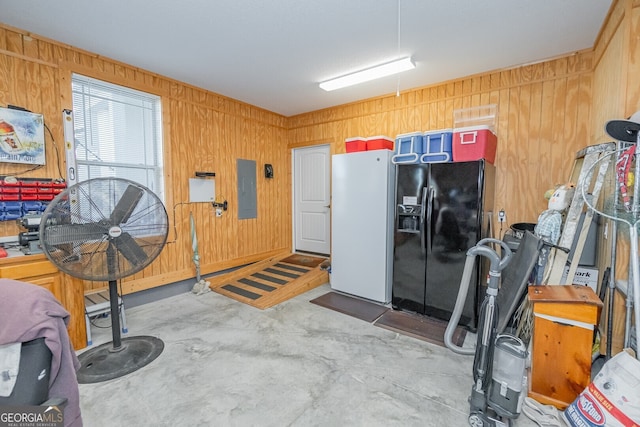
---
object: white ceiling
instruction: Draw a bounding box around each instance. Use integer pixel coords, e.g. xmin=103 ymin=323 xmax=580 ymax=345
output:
xmin=1 ymin=1 xmax=612 ymax=117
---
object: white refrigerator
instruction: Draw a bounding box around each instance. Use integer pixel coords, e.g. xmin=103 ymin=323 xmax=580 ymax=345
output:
xmin=331 ymin=150 xmax=396 ymax=303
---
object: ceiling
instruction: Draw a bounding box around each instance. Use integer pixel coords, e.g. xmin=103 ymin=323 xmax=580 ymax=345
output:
xmin=1 ymin=1 xmax=612 ymax=117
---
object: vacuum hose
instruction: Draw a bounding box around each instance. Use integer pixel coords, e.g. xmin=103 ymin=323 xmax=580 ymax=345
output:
xmin=444 ymin=238 xmax=512 ymax=355
xmin=444 ymin=254 xmax=477 ymax=355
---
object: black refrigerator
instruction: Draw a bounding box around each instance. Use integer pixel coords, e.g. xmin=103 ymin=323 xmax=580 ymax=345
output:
xmin=392 ymin=160 xmax=495 ymax=330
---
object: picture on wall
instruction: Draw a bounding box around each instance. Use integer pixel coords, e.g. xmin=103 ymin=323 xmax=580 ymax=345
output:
xmin=0 ymin=106 xmax=46 ymax=165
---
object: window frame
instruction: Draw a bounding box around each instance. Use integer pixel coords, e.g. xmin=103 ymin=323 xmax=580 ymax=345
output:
xmin=70 ymin=73 xmax=166 ymax=202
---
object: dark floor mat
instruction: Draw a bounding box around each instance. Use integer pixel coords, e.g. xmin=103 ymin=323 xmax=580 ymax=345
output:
xmin=221 ymin=284 xmax=261 ymax=300
xmin=374 ymin=310 xmax=466 ymax=348
xmin=310 ymin=292 xmax=389 ymax=323
xmin=281 ymin=254 xmax=326 ymax=268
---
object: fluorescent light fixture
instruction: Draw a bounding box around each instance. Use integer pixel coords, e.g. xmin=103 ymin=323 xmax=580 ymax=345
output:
xmin=319 ymin=57 xmax=415 ymax=91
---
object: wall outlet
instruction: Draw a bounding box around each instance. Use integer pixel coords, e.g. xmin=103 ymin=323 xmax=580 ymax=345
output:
xmin=498 ymin=210 xmax=506 ymax=223
xmin=215 ymin=208 xmax=222 ymax=217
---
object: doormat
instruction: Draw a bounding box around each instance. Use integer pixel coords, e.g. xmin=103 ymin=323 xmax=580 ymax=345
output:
xmin=281 ymin=254 xmax=326 ymax=268
xmin=310 ymin=291 xmax=389 ymax=323
xmin=374 ymin=310 xmax=466 ymax=348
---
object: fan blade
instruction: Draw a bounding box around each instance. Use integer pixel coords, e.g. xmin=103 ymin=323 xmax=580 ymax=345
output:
xmin=112 ymin=232 xmax=147 ymax=267
xmin=44 ymin=223 xmax=107 ymax=245
xmin=110 ymin=185 xmax=144 ymax=224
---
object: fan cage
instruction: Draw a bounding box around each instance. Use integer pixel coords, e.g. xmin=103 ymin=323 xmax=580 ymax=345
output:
xmin=39 ymin=178 xmax=169 ymax=282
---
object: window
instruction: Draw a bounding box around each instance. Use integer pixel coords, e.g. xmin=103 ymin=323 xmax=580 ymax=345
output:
xmin=71 ymin=74 xmax=164 ymax=200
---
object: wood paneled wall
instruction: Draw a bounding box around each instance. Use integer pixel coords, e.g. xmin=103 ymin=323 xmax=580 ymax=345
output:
xmin=0 ymin=0 xmax=634 ymax=308
xmin=0 ymin=24 xmax=292 ymax=294
xmin=288 ymin=54 xmax=595 ymax=230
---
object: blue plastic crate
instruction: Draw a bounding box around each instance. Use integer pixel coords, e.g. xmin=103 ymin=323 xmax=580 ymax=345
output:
xmin=420 ymin=129 xmax=453 ymax=163
xmin=0 ymin=201 xmax=23 ymax=213
xmin=0 ymin=212 xmax=22 ymax=221
xmin=22 ymin=201 xmax=43 ymax=213
xmin=392 ymin=131 xmax=423 ymax=164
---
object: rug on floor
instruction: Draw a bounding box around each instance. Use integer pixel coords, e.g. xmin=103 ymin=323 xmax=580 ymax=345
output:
xmin=309 ymin=291 xmax=389 ymax=323
xmin=374 ymin=309 xmax=466 ymax=348
xmin=310 ymin=291 xmax=466 ymax=348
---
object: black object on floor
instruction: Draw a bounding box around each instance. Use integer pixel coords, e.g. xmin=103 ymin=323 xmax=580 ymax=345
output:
xmin=77 ymin=336 xmax=164 ymax=384
xmin=374 ymin=309 xmax=466 ymax=348
xmin=222 ymin=284 xmax=261 ymax=300
xmin=310 ymin=291 xmax=389 ymax=323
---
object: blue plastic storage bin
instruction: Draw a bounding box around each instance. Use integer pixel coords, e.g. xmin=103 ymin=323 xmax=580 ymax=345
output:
xmin=392 ymin=131 xmax=423 ymax=164
xmin=22 ymin=201 xmax=43 ymax=213
xmin=0 ymin=201 xmax=23 ymax=213
xmin=420 ymin=129 xmax=453 ymax=163
xmin=1 ymin=212 xmax=22 ymax=221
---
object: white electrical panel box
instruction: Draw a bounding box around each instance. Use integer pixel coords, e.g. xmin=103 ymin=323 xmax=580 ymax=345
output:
xmin=189 ymin=178 xmax=215 ymax=203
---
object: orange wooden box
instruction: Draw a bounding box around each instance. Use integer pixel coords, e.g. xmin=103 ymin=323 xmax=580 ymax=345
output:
xmin=527 ymin=285 xmax=603 ymax=409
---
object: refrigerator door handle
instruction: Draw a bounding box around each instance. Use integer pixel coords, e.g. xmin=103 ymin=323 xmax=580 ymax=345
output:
xmin=420 ymin=187 xmax=429 ymax=255
xmin=425 ymin=187 xmax=434 ymax=254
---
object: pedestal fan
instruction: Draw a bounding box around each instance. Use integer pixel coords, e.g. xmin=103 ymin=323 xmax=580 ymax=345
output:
xmin=39 ymin=177 xmax=169 ymax=382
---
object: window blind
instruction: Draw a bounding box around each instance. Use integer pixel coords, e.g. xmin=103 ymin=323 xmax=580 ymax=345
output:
xmin=71 ymin=74 xmax=164 ymax=200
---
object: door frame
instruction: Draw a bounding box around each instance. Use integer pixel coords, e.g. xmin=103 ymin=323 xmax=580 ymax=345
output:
xmin=291 ymin=143 xmax=331 ymax=255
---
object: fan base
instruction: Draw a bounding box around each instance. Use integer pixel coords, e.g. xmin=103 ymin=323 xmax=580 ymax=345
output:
xmin=77 ymin=336 xmax=164 ymax=384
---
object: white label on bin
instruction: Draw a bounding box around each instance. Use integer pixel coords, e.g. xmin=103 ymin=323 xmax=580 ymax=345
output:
xmin=460 ymin=131 xmax=478 ymax=145
xmin=403 ymin=196 xmax=418 ymax=205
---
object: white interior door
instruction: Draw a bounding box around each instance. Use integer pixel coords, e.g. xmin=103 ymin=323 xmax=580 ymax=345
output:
xmin=293 ymin=145 xmax=331 ymax=255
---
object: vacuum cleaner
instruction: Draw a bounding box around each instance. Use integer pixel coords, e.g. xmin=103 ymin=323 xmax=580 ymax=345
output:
xmin=444 ymin=238 xmax=528 ymax=427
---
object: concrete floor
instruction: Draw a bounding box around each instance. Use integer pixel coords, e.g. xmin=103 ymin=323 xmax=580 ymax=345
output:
xmin=78 ymin=284 xmax=540 ymax=426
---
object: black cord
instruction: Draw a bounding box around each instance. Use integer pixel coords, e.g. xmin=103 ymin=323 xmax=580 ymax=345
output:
xmin=11 ymin=164 xmax=44 ymax=177
xmin=44 ymin=122 xmax=65 ymax=181
xmin=168 ymin=201 xmax=193 ymax=244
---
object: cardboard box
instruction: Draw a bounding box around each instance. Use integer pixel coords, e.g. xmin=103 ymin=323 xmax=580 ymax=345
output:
xmin=561 ymin=266 xmax=599 ymax=292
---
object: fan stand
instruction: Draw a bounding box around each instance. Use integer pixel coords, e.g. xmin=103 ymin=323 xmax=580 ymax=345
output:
xmin=77 ymin=245 xmax=164 ymax=384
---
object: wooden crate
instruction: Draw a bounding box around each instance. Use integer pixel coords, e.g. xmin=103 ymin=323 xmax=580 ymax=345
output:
xmin=528 ymin=285 xmax=603 ymax=409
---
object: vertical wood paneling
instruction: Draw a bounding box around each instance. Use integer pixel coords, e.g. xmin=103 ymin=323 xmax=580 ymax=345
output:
xmin=288 ymin=52 xmax=595 ymax=233
xmin=538 ymin=80 xmax=556 ymax=189
xmin=0 ymin=2 xmax=630 ymax=304
xmin=0 ymin=24 xmax=291 ymax=295
xmin=527 ymin=82 xmax=543 ymax=215
xmin=626 ymin=6 xmax=640 ymax=114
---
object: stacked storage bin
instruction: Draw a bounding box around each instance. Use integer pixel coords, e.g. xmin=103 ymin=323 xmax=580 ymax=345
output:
xmin=345 ymin=136 xmax=394 ymax=152
xmin=392 ymin=130 xmax=454 ymax=164
xmin=0 ymin=179 xmax=22 ymax=221
xmin=0 ymin=179 xmax=65 ymax=221
xmin=345 ymin=137 xmax=367 ymax=153
xmin=0 ymin=201 xmax=23 ymax=221
xmin=452 ymin=105 xmax=498 ymax=164
xmin=22 ymin=201 xmax=46 ymax=214
xmin=421 ymin=129 xmax=453 ymax=163
xmin=365 ymin=136 xmax=394 ymax=151
xmin=392 ymin=132 xmax=423 ymax=164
